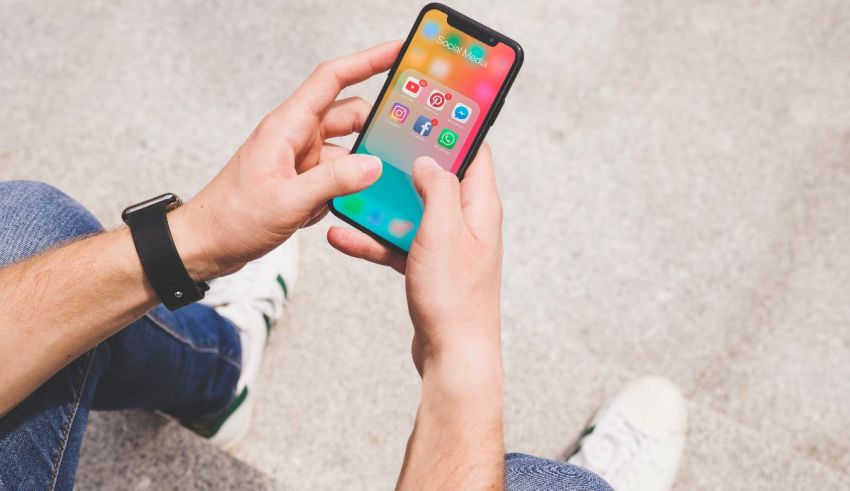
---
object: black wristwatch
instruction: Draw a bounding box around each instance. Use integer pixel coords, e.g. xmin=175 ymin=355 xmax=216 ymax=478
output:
xmin=122 ymin=193 xmax=209 ymax=310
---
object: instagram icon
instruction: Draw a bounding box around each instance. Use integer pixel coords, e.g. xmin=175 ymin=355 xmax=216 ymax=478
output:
xmin=389 ymin=102 xmax=410 ymax=123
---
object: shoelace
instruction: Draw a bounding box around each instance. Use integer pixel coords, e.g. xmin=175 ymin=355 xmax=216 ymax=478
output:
xmin=577 ymin=410 xmax=659 ymax=483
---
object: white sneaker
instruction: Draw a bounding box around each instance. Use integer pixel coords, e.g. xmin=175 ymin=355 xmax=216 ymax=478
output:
xmin=567 ymin=376 xmax=687 ymax=491
xmin=184 ymin=236 xmax=299 ymax=450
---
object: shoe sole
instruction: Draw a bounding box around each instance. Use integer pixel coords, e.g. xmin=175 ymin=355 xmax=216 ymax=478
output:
xmin=208 ymin=388 xmax=255 ymax=452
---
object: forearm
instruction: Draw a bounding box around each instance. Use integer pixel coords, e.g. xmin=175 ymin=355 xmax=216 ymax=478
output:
xmin=0 ymin=209 xmax=206 ymax=415
xmin=397 ymin=344 xmax=505 ymax=491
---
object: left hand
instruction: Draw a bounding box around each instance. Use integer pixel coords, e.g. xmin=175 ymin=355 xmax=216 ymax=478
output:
xmin=169 ymin=40 xmax=402 ymax=280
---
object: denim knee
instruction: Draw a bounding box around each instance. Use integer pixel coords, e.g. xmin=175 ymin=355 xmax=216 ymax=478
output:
xmin=0 ymin=180 xmax=104 ymax=267
xmin=504 ymin=453 xmax=613 ymax=491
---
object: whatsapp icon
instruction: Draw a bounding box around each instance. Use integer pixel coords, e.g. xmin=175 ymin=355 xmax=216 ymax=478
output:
xmin=437 ymin=128 xmax=458 ymax=149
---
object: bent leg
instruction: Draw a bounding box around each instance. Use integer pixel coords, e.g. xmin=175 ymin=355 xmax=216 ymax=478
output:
xmin=0 ymin=181 xmax=239 ymax=489
xmin=505 ymin=453 xmax=613 ymax=491
xmin=0 ymin=181 xmax=108 ymax=490
xmin=92 ymin=304 xmax=240 ymax=421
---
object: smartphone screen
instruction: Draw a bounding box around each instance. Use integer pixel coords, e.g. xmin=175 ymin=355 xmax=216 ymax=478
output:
xmin=330 ymin=5 xmax=522 ymax=251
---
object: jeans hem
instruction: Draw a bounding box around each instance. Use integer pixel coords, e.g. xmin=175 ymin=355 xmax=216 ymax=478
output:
xmin=48 ymin=346 xmax=96 ymax=491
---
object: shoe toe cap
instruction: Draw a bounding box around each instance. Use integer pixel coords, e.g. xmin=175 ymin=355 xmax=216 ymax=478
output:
xmin=613 ymin=375 xmax=687 ymax=436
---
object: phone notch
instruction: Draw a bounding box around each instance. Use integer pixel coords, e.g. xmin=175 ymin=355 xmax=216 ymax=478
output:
xmin=446 ymin=12 xmax=499 ymax=46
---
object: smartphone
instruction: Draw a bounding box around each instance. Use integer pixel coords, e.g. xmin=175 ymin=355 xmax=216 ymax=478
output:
xmin=329 ymin=3 xmax=523 ymax=252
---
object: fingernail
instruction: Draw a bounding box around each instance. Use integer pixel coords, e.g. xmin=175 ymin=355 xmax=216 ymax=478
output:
xmin=359 ymin=156 xmax=382 ymax=181
xmin=413 ymin=156 xmax=440 ymax=171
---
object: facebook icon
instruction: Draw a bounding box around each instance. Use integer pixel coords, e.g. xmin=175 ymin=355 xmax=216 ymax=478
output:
xmin=412 ymin=115 xmax=434 ymax=137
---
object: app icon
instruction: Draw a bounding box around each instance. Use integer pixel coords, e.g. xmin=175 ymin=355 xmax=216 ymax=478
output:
xmin=412 ymin=115 xmax=436 ymax=137
xmin=451 ymin=103 xmax=471 ymax=123
xmin=408 ymin=46 xmax=426 ymax=66
xmin=427 ymin=90 xmax=449 ymax=110
xmin=467 ymin=44 xmax=486 ymax=64
xmin=388 ymin=218 xmax=415 ymax=238
xmin=388 ymin=102 xmax=409 ymax=123
xmin=428 ymin=58 xmax=450 ymax=79
xmin=422 ymin=21 xmax=440 ymax=39
xmin=336 ymin=195 xmax=365 ymax=215
xmin=366 ymin=209 xmax=385 ymax=227
xmin=437 ymin=128 xmax=458 ymax=149
xmin=402 ymin=77 xmax=423 ymax=98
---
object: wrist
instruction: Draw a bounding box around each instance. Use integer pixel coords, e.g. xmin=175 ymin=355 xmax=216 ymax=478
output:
xmin=405 ymin=347 xmax=505 ymax=491
xmin=420 ymin=339 xmax=504 ymax=404
xmin=417 ymin=315 xmax=502 ymax=380
xmin=418 ymin=347 xmax=504 ymax=446
xmin=167 ymin=207 xmax=220 ymax=282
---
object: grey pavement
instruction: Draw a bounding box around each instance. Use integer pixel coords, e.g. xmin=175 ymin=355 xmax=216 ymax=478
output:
xmin=1 ymin=1 xmax=849 ymax=489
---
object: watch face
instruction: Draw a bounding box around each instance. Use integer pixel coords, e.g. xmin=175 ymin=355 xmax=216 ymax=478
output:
xmin=122 ymin=193 xmax=180 ymax=223
xmin=165 ymin=196 xmax=183 ymax=212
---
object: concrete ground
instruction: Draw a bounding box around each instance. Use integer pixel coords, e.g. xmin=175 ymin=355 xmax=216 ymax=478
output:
xmin=2 ymin=0 xmax=849 ymax=489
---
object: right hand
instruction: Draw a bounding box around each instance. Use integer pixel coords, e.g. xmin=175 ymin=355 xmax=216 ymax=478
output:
xmin=328 ymin=144 xmax=503 ymax=376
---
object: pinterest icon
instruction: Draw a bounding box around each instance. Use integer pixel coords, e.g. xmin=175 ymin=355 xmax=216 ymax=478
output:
xmin=426 ymin=90 xmax=450 ymax=111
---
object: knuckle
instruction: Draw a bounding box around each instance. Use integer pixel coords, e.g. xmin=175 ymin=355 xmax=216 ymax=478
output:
xmin=311 ymin=60 xmax=344 ymax=94
xmin=313 ymin=60 xmax=335 ymax=78
xmin=256 ymin=113 xmax=282 ymax=136
xmin=354 ymin=96 xmax=370 ymax=111
xmin=326 ymin=161 xmax=347 ymax=191
xmin=493 ymin=199 xmax=504 ymax=223
xmin=436 ymin=172 xmax=459 ymax=188
xmin=422 ymin=171 xmax=453 ymax=194
xmin=352 ymin=97 xmax=371 ymax=130
xmin=313 ymin=60 xmax=329 ymax=74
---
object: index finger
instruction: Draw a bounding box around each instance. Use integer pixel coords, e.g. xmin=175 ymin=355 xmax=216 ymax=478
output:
xmin=286 ymin=40 xmax=402 ymax=117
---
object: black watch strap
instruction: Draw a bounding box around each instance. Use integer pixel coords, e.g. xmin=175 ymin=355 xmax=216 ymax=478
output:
xmin=122 ymin=193 xmax=209 ymax=310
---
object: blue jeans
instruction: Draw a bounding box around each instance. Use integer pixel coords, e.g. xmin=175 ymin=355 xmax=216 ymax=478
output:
xmin=0 ymin=181 xmax=611 ymax=491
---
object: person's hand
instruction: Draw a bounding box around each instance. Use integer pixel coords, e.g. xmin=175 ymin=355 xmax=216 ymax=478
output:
xmin=169 ymin=41 xmax=402 ymax=280
xmin=330 ymin=146 xmax=505 ymax=489
xmin=327 ymin=144 xmax=503 ymax=377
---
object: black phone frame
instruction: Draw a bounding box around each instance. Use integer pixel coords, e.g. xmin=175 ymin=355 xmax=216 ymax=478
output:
xmin=327 ymin=2 xmax=524 ymax=254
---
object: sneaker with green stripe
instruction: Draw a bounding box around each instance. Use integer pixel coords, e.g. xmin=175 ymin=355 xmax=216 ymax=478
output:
xmin=185 ymin=235 xmax=299 ymax=450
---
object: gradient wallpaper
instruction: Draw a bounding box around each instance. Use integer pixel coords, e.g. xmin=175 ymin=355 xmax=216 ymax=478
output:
xmin=332 ymin=8 xmax=517 ymax=250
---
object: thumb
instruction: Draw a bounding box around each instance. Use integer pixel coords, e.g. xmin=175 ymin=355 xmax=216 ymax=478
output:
xmin=412 ymin=156 xmax=462 ymax=232
xmin=281 ymin=153 xmax=382 ymax=216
